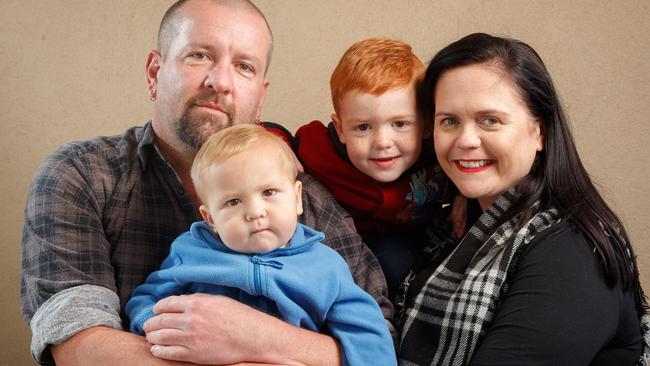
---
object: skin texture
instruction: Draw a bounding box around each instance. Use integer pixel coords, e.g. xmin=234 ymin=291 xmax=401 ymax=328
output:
xmin=198 ymin=142 xmax=303 ymax=253
xmin=52 ymin=1 xmax=341 ymax=365
xmin=332 ymin=87 xmax=424 ymax=183
xmin=147 ymin=0 xmax=271 ymax=206
xmin=433 ymin=63 xmax=543 ymax=210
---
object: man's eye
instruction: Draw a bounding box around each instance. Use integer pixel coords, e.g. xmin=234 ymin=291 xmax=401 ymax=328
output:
xmin=189 ymin=52 xmax=208 ymax=61
xmin=226 ymin=198 xmax=241 ymax=207
xmin=355 ymin=124 xmax=370 ymax=132
xmin=263 ymin=189 xmax=277 ymax=197
xmin=237 ymin=63 xmax=254 ymax=73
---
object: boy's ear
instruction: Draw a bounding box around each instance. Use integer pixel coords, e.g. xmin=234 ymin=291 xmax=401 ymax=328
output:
xmin=199 ymin=205 xmax=216 ymax=229
xmin=331 ymin=114 xmax=346 ymax=144
xmin=294 ymin=180 xmax=303 ymax=216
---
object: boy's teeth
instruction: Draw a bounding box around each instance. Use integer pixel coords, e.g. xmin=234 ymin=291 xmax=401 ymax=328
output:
xmin=459 ymin=160 xmax=490 ymax=168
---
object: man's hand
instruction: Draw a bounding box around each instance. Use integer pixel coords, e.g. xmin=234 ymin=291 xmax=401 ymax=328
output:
xmin=143 ymin=294 xmax=335 ymax=365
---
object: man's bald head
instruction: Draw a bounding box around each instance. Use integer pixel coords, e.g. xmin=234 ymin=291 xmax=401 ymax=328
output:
xmin=157 ymin=0 xmax=273 ymax=73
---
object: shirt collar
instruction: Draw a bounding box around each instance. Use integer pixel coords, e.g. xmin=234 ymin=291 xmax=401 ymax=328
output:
xmin=136 ymin=121 xmax=158 ymax=171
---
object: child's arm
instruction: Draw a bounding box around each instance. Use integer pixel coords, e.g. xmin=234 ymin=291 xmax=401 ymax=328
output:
xmin=124 ymin=251 xmax=185 ymax=335
xmin=326 ymin=258 xmax=398 ymax=366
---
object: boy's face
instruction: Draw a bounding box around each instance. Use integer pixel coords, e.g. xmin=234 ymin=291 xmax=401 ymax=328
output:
xmin=332 ymin=87 xmax=424 ymax=182
xmin=199 ymin=142 xmax=303 ymax=253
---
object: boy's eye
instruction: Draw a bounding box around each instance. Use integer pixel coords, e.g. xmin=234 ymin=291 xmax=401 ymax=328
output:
xmin=225 ymin=198 xmax=241 ymax=207
xmin=262 ymin=189 xmax=277 ymax=197
xmin=355 ymin=123 xmax=370 ymax=132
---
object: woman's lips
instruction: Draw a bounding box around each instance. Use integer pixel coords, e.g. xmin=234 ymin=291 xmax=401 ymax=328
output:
xmin=454 ymin=159 xmax=494 ymax=173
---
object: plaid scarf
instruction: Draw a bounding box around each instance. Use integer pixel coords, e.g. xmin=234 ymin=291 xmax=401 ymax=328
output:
xmin=399 ymin=190 xmax=650 ymax=365
xmin=399 ymin=190 xmax=558 ymax=365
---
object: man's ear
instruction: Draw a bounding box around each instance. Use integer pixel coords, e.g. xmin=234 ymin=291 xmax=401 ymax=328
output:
xmin=254 ymin=79 xmax=270 ymax=122
xmin=146 ymin=50 xmax=162 ymax=100
xmin=294 ymin=180 xmax=303 ymax=216
xmin=331 ymin=113 xmax=346 ymax=144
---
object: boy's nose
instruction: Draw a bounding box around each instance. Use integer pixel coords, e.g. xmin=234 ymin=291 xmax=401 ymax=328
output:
xmin=372 ymin=129 xmax=392 ymax=149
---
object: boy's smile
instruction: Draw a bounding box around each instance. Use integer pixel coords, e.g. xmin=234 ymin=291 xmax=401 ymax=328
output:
xmin=332 ymin=87 xmax=424 ymax=183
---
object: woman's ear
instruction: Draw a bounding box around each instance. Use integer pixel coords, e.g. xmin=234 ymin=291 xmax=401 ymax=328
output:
xmin=534 ymin=119 xmax=544 ymax=151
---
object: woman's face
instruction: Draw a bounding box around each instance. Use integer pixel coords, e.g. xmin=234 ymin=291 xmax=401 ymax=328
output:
xmin=433 ymin=63 xmax=543 ymax=210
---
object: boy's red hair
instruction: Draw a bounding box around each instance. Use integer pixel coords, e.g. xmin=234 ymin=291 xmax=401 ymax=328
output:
xmin=330 ymin=38 xmax=424 ymax=114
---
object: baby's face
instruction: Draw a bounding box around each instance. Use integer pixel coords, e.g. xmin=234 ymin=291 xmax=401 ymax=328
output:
xmin=199 ymin=143 xmax=302 ymax=253
xmin=333 ymin=86 xmax=424 ymax=182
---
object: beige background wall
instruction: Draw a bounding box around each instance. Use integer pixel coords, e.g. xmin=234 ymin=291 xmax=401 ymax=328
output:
xmin=2 ymin=0 xmax=649 ymax=364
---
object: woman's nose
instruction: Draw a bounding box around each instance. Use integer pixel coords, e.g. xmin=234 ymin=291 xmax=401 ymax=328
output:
xmin=456 ymin=125 xmax=481 ymax=149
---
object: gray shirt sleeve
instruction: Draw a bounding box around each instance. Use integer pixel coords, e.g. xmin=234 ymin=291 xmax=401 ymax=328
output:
xmin=29 ymin=285 xmax=122 ymax=365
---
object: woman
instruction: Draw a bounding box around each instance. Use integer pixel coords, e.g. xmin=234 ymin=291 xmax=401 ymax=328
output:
xmin=399 ymin=33 xmax=648 ymax=365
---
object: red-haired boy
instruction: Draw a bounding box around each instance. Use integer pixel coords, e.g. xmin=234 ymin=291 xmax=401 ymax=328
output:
xmin=267 ymin=38 xmax=452 ymax=298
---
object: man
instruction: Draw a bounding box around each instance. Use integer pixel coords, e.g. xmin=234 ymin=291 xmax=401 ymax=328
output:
xmin=20 ymin=1 xmax=392 ymax=364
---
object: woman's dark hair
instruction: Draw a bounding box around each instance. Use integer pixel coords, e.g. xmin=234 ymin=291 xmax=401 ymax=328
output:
xmin=419 ymin=33 xmax=643 ymax=301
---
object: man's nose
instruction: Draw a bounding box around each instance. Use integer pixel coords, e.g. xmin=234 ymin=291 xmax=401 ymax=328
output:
xmin=204 ymin=62 xmax=233 ymax=94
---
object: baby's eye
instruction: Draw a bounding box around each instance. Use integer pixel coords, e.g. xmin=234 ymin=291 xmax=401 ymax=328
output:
xmin=262 ymin=189 xmax=277 ymax=197
xmin=355 ymin=123 xmax=370 ymax=132
xmin=226 ymin=198 xmax=241 ymax=207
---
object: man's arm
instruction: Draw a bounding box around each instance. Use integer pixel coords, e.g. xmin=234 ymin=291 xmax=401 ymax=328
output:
xmin=141 ymin=294 xmax=342 ymax=365
xmin=51 ymin=327 xmax=183 ymax=366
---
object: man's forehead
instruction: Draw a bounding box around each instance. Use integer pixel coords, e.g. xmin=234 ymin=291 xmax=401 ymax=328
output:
xmin=172 ymin=4 xmax=271 ymax=50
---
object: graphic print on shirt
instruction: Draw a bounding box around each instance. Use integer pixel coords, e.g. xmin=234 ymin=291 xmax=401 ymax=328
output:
xmin=397 ymin=166 xmax=445 ymax=222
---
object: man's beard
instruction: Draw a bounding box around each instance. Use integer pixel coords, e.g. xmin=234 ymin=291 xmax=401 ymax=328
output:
xmin=174 ymin=95 xmax=233 ymax=150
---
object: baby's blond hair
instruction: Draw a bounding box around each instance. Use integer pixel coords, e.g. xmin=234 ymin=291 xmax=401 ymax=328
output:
xmin=191 ymin=124 xmax=297 ymax=203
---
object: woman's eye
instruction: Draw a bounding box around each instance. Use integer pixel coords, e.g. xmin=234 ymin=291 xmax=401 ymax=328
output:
xmin=262 ymin=189 xmax=277 ymax=197
xmin=226 ymin=198 xmax=241 ymax=207
xmin=440 ymin=117 xmax=458 ymax=126
xmin=482 ymin=117 xmax=500 ymax=126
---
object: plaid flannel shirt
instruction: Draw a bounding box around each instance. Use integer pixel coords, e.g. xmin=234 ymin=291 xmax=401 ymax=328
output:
xmin=21 ymin=122 xmax=393 ymax=364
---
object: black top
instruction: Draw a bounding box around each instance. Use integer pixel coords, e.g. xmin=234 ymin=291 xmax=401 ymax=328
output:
xmin=407 ymin=221 xmax=642 ymax=365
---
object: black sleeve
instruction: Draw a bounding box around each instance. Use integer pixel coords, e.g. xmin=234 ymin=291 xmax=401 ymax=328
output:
xmin=470 ymin=224 xmax=625 ymax=366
